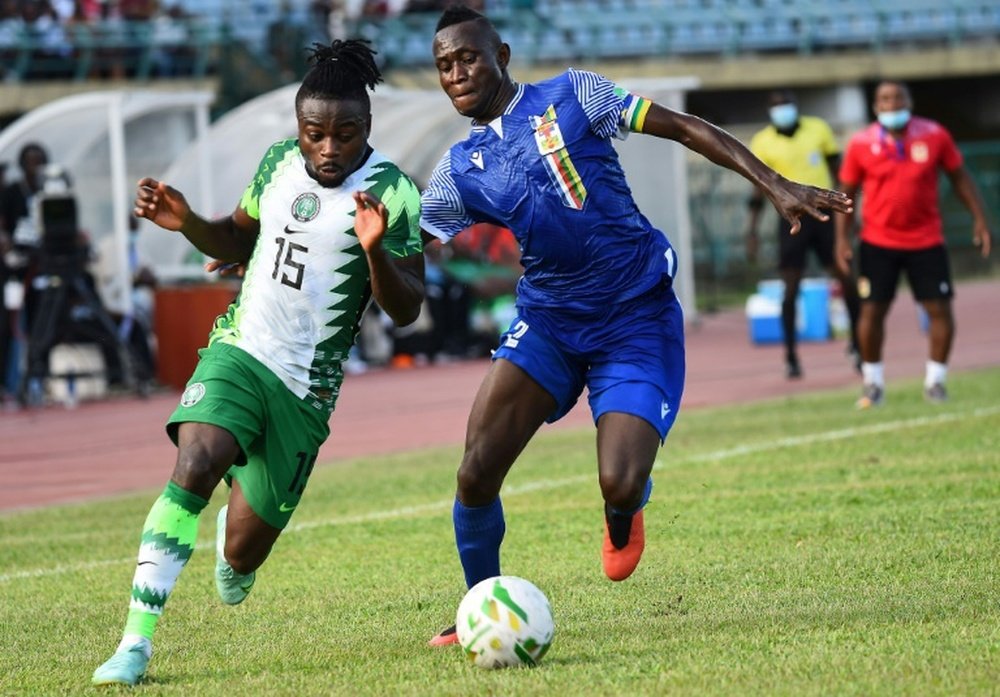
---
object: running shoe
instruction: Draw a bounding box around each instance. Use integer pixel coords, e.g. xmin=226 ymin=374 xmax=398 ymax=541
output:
xmin=91 ymin=642 xmax=150 ymax=686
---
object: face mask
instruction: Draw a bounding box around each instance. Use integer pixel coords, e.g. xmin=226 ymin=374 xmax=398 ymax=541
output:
xmin=769 ymin=103 xmax=798 ymax=130
xmin=878 ymin=109 xmax=911 ymax=131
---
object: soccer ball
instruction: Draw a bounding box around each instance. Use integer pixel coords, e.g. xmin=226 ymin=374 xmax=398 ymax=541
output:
xmin=455 ymin=575 xmax=554 ymax=669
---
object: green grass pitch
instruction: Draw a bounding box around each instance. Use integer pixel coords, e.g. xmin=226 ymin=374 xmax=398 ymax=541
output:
xmin=1 ymin=368 xmax=998 ymax=695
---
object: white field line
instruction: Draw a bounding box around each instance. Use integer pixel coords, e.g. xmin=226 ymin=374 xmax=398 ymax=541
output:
xmin=2 ymin=405 xmax=997 ymax=585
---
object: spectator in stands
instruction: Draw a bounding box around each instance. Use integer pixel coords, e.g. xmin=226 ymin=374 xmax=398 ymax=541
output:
xmin=268 ymin=1 xmax=308 ymax=82
xmin=361 ymin=0 xmax=389 ymax=20
xmin=325 ymin=0 xmax=350 ymax=41
xmin=147 ymin=6 xmax=186 ymax=77
xmin=745 ymin=88 xmax=860 ymax=379
xmin=835 ymin=80 xmax=993 ymax=408
xmin=20 ymin=0 xmax=72 ymax=79
xmin=0 ymin=1 xmax=19 ymax=81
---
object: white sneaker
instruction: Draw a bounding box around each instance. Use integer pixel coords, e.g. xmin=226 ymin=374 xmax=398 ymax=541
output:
xmin=92 ymin=641 xmax=151 ymax=686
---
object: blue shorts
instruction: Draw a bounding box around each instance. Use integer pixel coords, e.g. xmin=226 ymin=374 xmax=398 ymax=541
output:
xmin=493 ymin=283 xmax=685 ymax=441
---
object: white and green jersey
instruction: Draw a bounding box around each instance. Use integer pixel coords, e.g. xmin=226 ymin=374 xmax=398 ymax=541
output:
xmin=208 ymin=139 xmax=422 ymax=413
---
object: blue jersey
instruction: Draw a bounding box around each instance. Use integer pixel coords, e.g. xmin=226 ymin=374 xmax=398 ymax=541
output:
xmin=421 ymin=69 xmax=677 ymax=314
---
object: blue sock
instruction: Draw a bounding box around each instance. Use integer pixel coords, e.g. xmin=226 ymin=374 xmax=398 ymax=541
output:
xmin=609 ymin=477 xmax=653 ymax=517
xmin=453 ymin=497 xmax=505 ymax=588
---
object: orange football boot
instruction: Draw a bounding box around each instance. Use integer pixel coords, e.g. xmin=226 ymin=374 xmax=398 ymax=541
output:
xmin=428 ymin=624 xmax=459 ymax=647
xmin=602 ymin=508 xmax=645 ymax=581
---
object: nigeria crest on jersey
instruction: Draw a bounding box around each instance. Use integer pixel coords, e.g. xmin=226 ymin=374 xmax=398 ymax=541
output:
xmin=292 ymin=192 xmax=320 ymax=222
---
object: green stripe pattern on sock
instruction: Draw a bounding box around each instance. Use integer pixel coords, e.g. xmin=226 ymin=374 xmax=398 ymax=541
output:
xmin=123 ymin=481 xmax=208 ymax=639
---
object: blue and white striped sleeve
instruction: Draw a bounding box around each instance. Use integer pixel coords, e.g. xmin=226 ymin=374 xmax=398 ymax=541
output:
xmin=419 ymin=151 xmax=474 ymax=242
xmin=567 ymin=68 xmax=652 ymax=140
xmin=567 ymin=69 xmax=624 ymax=140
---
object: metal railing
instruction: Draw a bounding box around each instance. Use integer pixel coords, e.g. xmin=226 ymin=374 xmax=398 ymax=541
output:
xmin=0 ymin=17 xmax=229 ymax=82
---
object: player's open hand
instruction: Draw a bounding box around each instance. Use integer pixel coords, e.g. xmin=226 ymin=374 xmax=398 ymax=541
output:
xmin=134 ymin=177 xmax=191 ymax=232
xmin=353 ymin=191 xmax=388 ymax=254
xmin=973 ymin=220 xmax=992 ymax=258
xmin=771 ymin=180 xmax=853 ymax=235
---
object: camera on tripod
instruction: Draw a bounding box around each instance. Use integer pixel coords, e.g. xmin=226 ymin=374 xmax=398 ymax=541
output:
xmin=33 ymin=164 xmax=82 ymax=266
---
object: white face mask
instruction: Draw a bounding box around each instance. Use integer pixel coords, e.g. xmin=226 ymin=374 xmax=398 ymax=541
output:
xmin=877 ymin=109 xmax=911 ymax=131
xmin=769 ymin=103 xmax=798 ymax=130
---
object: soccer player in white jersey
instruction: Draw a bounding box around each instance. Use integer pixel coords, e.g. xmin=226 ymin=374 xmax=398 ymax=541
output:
xmin=423 ymin=6 xmax=854 ymax=646
xmin=92 ymin=40 xmax=425 ymax=686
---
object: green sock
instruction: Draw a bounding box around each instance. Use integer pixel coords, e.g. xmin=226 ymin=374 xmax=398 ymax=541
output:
xmin=121 ymin=481 xmax=208 ymax=643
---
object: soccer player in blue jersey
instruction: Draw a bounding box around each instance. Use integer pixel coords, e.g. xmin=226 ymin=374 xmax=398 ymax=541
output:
xmin=423 ymin=6 xmax=854 ymax=646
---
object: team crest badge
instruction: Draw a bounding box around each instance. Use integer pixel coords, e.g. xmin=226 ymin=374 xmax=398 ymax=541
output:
xmin=181 ymin=382 xmax=206 ymax=407
xmin=292 ymin=192 xmax=320 ymax=222
xmin=530 ymin=105 xmax=565 ymax=155
xmin=911 ymin=142 xmax=929 ymax=163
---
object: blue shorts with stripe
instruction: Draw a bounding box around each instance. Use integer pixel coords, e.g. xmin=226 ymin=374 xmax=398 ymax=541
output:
xmin=492 ymin=282 xmax=685 ymax=441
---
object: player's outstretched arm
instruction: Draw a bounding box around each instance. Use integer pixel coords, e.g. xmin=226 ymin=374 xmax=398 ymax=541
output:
xmin=353 ymin=191 xmax=425 ymax=327
xmin=639 ymin=105 xmax=853 ymax=234
xmin=134 ymin=177 xmax=258 ymax=262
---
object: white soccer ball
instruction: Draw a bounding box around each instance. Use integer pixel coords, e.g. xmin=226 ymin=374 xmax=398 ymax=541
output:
xmin=455 ymin=575 xmax=554 ymax=669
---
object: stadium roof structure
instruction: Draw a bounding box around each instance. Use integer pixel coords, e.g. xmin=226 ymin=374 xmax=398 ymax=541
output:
xmin=145 ymin=76 xmax=700 ymax=320
xmin=0 ymin=90 xmax=214 ymax=314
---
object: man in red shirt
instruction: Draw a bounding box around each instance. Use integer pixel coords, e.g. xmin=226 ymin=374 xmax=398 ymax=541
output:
xmin=835 ymin=80 xmax=992 ymax=408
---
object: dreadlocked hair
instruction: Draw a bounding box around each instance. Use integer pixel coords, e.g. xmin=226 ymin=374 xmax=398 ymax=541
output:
xmin=296 ymin=39 xmax=382 ymax=110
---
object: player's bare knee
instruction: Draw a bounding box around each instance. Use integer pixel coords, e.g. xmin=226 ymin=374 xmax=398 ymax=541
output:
xmin=599 ymin=469 xmax=646 ymax=511
xmin=456 ymin=460 xmax=501 ymax=505
xmin=172 ymin=445 xmax=227 ymax=494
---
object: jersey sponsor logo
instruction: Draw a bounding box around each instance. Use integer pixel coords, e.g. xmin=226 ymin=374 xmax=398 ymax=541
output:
xmin=180 ymin=382 xmax=206 ymax=407
xmin=292 ymin=192 xmax=320 ymax=222
xmin=470 ymin=150 xmax=485 ymax=170
xmin=283 ymin=224 xmax=309 ymax=235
